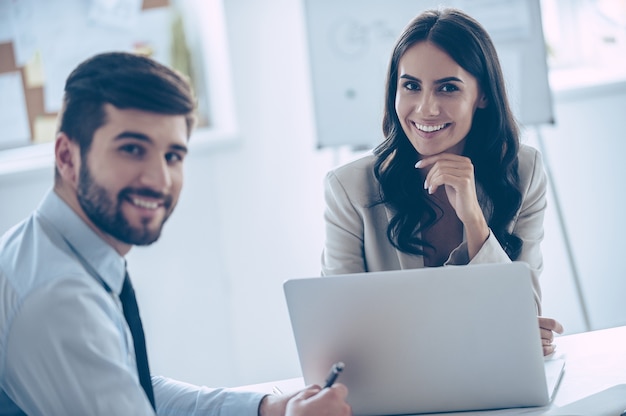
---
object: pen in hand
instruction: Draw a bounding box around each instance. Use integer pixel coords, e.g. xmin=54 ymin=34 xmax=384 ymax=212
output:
xmin=323 ymin=361 xmax=345 ymax=388
xmin=273 ymin=362 xmax=344 ymax=396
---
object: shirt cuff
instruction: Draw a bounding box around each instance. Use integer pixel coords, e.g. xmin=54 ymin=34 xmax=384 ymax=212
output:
xmin=222 ymin=390 xmax=267 ymax=416
xmin=446 ymin=230 xmax=510 ymax=265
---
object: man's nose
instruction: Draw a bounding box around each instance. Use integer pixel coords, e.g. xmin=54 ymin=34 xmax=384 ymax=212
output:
xmin=140 ymin=156 xmax=171 ymax=190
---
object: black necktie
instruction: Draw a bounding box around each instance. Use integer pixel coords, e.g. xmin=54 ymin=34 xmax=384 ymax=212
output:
xmin=120 ymin=271 xmax=156 ymax=410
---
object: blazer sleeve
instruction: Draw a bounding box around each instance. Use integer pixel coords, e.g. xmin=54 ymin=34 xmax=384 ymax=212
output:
xmin=447 ymin=146 xmax=547 ymax=313
xmin=510 ymin=146 xmax=548 ymax=313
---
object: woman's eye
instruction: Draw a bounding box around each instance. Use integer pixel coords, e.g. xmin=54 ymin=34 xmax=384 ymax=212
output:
xmin=440 ymin=84 xmax=459 ymax=93
xmin=403 ymin=81 xmax=419 ymax=91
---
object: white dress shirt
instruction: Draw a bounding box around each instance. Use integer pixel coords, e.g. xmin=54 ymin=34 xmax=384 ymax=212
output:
xmin=0 ymin=190 xmax=264 ymax=415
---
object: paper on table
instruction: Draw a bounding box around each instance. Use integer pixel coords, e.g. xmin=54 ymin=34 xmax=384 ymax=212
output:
xmin=541 ymin=384 xmax=626 ymax=416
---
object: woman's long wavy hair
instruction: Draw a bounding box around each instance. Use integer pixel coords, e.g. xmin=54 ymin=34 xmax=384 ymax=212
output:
xmin=374 ymin=8 xmax=523 ymax=260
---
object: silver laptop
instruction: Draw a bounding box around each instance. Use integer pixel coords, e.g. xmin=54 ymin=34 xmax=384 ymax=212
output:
xmin=283 ymin=262 xmax=565 ymax=416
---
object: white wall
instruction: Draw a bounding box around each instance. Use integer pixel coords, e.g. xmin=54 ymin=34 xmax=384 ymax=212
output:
xmin=1 ymin=0 xmax=625 ymax=389
xmin=129 ymin=0 xmax=335 ymax=387
xmin=539 ymin=82 xmax=626 ymax=331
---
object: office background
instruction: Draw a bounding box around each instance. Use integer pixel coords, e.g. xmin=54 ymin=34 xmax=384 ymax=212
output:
xmin=1 ymin=0 xmax=625 ymax=389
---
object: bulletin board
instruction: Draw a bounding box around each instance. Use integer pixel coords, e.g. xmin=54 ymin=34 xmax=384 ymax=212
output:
xmin=303 ymin=0 xmax=554 ymax=149
xmin=0 ymin=0 xmax=208 ymax=151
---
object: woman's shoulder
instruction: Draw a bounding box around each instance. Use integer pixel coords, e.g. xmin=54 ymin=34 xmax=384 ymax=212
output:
xmin=325 ymin=152 xmax=379 ymax=202
xmin=518 ymin=143 xmax=541 ymax=162
xmin=517 ymin=143 xmax=547 ymax=192
xmin=330 ymin=152 xmax=377 ymax=179
xmin=518 ymin=144 xmax=544 ymax=175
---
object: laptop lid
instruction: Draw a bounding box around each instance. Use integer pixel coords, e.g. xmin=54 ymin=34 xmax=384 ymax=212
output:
xmin=283 ymin=262 xmax=564 ymax=416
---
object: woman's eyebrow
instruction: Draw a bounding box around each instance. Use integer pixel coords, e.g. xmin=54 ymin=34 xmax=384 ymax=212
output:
xmin=399 ymin=74 xmax=420 ymax=82
xmin=399 ymin=74 xmax=464 ymax=84
xmin=435 ymin=76 xmax=464 ymax=84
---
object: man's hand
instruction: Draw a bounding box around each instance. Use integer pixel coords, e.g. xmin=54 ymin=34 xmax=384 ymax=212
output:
xmin=258 ymin=389 xmax=295 ymax=416
xmin=539 ymin=316 xmax=564 ymax=356
xmin=259 ymin=384 xmax=351 ymax=416
xmin=285 ymin=384 xmax=351 ymax=416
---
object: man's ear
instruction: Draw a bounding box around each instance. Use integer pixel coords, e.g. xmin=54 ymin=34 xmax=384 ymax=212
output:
xmin=55 ymin=132 xmax=81 ymax=186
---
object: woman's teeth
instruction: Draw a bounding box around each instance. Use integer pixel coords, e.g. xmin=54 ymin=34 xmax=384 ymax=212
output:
xmin=415 ymin=123 xmax=447 ymax=132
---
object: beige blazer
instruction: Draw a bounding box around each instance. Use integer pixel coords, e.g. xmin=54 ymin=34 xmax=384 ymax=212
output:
xmin=321 ymin=144 xmax=547 ymax=312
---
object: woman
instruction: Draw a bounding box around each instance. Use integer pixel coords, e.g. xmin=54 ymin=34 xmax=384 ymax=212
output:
xmin=321 ymin=8 xmax=563 ymax=355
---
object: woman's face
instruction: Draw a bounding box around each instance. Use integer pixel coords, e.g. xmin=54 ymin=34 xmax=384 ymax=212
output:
xmin=394 ymin=41 xmax=487 ymax=157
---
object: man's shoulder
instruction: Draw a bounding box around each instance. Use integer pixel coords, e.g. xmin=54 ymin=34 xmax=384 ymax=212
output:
xmin=0 ymin=212 xmax=114 ymax=377
xmin=1 ymin=214 xmax=36 ymax=279
xmin=0 ymin=212 xmax=89 ymax=298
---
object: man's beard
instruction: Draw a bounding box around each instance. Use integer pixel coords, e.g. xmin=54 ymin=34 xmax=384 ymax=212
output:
xmin=76 ymin=161 xmax=174 ymax=246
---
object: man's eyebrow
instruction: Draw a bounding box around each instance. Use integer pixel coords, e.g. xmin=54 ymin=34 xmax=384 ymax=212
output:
xmin=170 ymin=143 xmax=188 ymax=154
xmin=114 ymin=131 xmax=188 ymax=153
xmin=114 ymin=131 xmax=152 ymax=142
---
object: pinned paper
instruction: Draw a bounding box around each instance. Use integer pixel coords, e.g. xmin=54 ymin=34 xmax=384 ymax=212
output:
xmin=24 ymin=49 xmax=44 ymax=88
xmin=0 ymin=71 xmax=31 ymax=148
xmin=88 ymin=0 xmax=142 ymax=29
xmin=10 ymin=0 xmax=38 ymax=66
xmin=33 ymin=115 xmax=58 ymax=144
xmin=0 ymin=3 xmax=14 ymax=43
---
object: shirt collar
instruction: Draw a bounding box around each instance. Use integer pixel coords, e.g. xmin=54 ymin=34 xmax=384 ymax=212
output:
xmin=37 ymin=189 xmax=126 ymax=295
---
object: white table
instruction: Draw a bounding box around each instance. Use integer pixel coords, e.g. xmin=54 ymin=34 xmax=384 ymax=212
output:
xmin=548 ymin=325 xmax=626 ymax=408
xmin=235 ymin=325 xmax=626 ymax=415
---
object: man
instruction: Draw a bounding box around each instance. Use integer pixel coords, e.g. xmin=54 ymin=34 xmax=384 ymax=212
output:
xmin=0 ymin=52 xmax=350 ymax=416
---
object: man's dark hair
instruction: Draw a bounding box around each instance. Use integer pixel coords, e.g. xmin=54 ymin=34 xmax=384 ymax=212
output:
xmin=57 ymin=52 xmax=196 ymax=165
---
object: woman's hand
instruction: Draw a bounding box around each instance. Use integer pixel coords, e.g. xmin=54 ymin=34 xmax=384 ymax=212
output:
xmin=416 ymin=153 xmax=489 ymax=257
xmin=538 ymin=317 xmax=564 ymax=356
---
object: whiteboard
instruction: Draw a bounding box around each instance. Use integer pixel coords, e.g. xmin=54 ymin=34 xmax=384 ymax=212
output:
xmin=303 ymin=0 xmax=553 ymax=149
